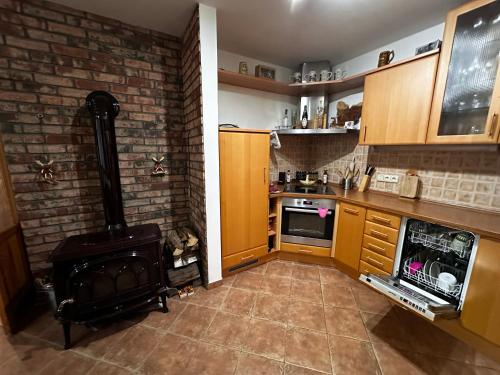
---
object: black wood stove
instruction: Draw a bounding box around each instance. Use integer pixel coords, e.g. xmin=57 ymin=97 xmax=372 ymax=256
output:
xmin=49 ymin=91 xmax=168 ymax=349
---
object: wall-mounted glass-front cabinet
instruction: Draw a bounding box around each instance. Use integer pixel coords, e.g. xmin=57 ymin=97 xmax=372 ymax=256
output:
xmin=427 ymin=0 xmax=500 ymax=144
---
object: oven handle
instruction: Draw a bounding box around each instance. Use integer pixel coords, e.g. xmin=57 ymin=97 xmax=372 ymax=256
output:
xmin=284 ymin=207 xmax=332 ymax=215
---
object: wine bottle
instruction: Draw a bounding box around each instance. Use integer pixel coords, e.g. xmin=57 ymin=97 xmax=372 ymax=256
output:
xmin=301 ymin=105 xmax=308 ymax=129
xmin=282 ymin=109 xmax=289 ymax=129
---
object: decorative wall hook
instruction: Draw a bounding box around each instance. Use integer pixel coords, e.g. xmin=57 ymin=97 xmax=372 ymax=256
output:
xmin=35 ymin=159 xmax=58 ymax=184
xmin=151 ymin=156 xmax=166 ymax=176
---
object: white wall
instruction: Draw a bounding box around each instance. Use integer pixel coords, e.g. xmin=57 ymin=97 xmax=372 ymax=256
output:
xmin=328 ymin=23 xmax=444 ymax=120
xmin=218 ymin=50 xmax=298 ymax=130
xmin=199 ymin=4 xmax=222 ymax=284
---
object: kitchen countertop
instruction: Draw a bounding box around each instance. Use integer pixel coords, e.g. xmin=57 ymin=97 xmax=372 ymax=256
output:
xmin=270 ymin=183 xmax=500 ymax=240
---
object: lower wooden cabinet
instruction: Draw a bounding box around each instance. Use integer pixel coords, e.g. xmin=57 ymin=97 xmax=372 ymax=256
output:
xmin=461 ymin=237 xmax=500 ymax=346
xmin=333 ymin=203 xmax=366 ymax=270
xmin=280 ymin=242 xmax=331 ymax=257
xmin=222 ymin=245 xmax=268 ymax=270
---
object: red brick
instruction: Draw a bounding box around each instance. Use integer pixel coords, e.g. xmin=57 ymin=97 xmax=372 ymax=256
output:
xmin=22 ymin=3 xmax=65 ymax=22
xmin=0 ymin=21 xmax=25 ymax=37
xmin=46 ymin=134 xmax=79 ymax=144
xmin=0 ymin=90 xmax=37 ymax=102
xmin=80 ymin=19 xmax=102 ymax=31
xmin=47 ymin=21 xmax=86 ymax=37
xmin=92 ymin=72 xmax=125 ymax=84
xmin=51 ymin=44 xmax=89 ymax=59
xmin=0 ymin=0 xmax=20 ymax=11
xmin=129 ymin=113 xmax=156 ymax=122
xmin=10 ymin=60 xmax=54 ymax=74
xmin=110 ymin=84 xmax=140 ymax=95
xmin=129 ymin=95 xmax=155 ymax=105
xmin=55 ymin=66 xmax=92 ymax=79
xmin=0 ymin=10 xmax=45 ymax=28
xmin=39 ymin=95 xmax=78 ymax=106
xmin=127 ymin=77 xmax=152 ymax=88
xmin=124 ymin=58 xmax=151 ymax=70
xmin=88 ymin=31 xmax=120 ymax=45
xmin=26 ymin=28 xmax=67 ymax=44
xmin=5 ymin=35 xmax=49 ymax=52
xmin=34 ymin=74 xmax=73 ymax=87
xmin=58 ymin=87 xmax=89 ymax=98
xmin=0 ymin=46 xmax=29 ymax=59
xmin=74 ymin=79 xmax=109 ymax=91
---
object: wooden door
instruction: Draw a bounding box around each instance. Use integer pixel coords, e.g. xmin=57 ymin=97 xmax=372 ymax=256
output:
xmin=219 ymin=129 xmax=269 ymax=258
xmin=427 ymin=0 xmax=500 ymax=144
xmin=0 ymin=135 xmax=32 ymax=334
xmin=360 ymin=53 xmax=439 ymax=145
xmin=461 ymin=238 xmax=500 ymax=345
xmin=333 ymin=203 xmax=366 ymax=270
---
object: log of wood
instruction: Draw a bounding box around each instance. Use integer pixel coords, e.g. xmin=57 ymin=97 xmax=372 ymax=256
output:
xmin=166 ymin=262 xmax=200 ymax=287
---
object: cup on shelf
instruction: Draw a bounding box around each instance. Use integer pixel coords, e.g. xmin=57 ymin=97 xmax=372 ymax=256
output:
xmin=320 ymin=70 xmax=333 ymax=81
xmin=304 ymin=70 xmax=317 ymax=82
xmin=437 ymin=272 xmax=457 ymax=292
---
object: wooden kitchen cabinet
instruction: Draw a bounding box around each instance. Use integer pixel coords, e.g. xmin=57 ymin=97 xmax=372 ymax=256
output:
xmin=333 ymin=203 xmax=366 ymax=270
xmin=359 ymin=52 xmax=439 ymax=145
xmin=219 ymin=129 xmax=270 ymax=272
xmin=461 ymin=237 xmax=500 ymax=346
xmin=427 ymin=0 xmax=500 ymax=144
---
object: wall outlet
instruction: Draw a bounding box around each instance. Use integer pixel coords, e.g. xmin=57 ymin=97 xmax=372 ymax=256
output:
xmin=377 ymin=174 xmax=399 ymax=183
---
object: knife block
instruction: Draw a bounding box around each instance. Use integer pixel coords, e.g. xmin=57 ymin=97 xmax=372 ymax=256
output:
xmin=358 ymin=175 xmax=371 ymax=192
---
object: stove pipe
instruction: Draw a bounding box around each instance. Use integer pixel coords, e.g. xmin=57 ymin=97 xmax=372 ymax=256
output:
xmin=86 ymin=91 xmax=126 ymax=231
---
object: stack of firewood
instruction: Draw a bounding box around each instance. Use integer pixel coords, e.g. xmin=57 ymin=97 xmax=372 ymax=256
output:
xmin=164 ymin=227 xmax=201 ymax=288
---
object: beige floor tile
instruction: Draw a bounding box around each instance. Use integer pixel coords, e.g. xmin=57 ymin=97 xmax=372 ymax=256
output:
xmin=88 ymin=361 xmax=134 ymax=374
xmin=292 ymin=264 xmax=320 ymax=282
xmin=321 ymin=285 xmax=357 ymax=309
xmin=319 ymin=267 xmax=355 ymax=287
xmin=134 ymin=299 xmax=186 ymax=330
xmin=184 ymin=285 xmax=229 ymax=308
xmin=222 ymin=288 xmax=256 ymax=316
xmin=285 ymin=327 xmax=331 ymax=373
xmin=187 ymin=341 xmax=240 ymax=375
xmin=284 ymin=364 xmax=326 ymax=374
xmin=169 ymin=304 xmax=216 ymax=339
xmin=233 ymin=271 xmax=265 ymax=291
xmin=141 ymin=333 xmax=194 ymax=374
xmin=103 ymin=324 xmax=162 ymax=370
xmin=329 ymin=335 xmax=381 ymax=374
xmin=362 ymin=310 xmax=413 ymax=351
xmin=324 ymin=307 xmax=369 ymax=341
xmin=246 ymin=262 xmax=269 ymax=275
xmin=243 ymin=318 xmax=286 ymax=360
xmin=266 ymin=261 xmax=295 ymax=278
xmin=235 ymin=352 xmax=284 ymax=375
xmin=372 ymin=343 xmax=428 ymax=375
xmin=291 ymin=279 xmax=322 ymax=304
xmin=260 ymin=274 xmax=292 ymax=297
xmin=288 ymin=300 xmax=326 ymax=332
xmin=253 ymin=293 xmax=289 ymax=323
xmin=203 ymin=311 xmax=251 ymax=348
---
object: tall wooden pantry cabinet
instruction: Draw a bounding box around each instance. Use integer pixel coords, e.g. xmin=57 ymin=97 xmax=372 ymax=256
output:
xmin=219 ymin=128 xmax=270 ymax=274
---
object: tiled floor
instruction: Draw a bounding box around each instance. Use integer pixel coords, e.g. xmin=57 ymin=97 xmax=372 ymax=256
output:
xmin=1 ymin=259 xmax=500 ymax=374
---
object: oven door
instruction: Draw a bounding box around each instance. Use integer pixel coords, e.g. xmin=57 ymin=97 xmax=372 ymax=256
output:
xmin=281 ymin=205 xmax=334 ymax=248
xmin=358 ymin=274 xmax=459 ymax=321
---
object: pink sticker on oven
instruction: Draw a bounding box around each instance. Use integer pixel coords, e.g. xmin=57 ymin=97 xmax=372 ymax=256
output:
xmin=318 ymin=208 xmax=328 ymax=218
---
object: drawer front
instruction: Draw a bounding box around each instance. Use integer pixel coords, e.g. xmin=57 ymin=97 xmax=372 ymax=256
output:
xmin=362 ymin=234 xmax=396 ymax=260
xmin=361 ymin=248 xmax=394 ymax=273
xmin=359 ymin=260 xmax=390 ymax=276
xmin=364 ymin=221 xmax=399 ymax=245
xmin=223 ymin=245 xmax=268 ymax=270
xmin=366 ymin=209 xmax=401 ymax=229
xmin=280 ymin=242 xmax=331 ymax=257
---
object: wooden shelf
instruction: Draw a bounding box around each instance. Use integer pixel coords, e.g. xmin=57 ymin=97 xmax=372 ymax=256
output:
xmin=218 ymin=69 xmax=297 ymax=96
xmin=269 ymin=213 xmax=277 ymax=219
xmin=268 ymin=230 xmax=276 ymax=237
xmin=218 ymin=50 xmax=439 ymax=97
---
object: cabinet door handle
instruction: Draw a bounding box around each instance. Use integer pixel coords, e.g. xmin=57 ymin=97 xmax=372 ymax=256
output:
xmin=263 ymin=167 xmax=267 ymax=184
xmin=368 ymin=243 xmax=386 ymax=254
xmin=363 ymin=126 xmax=367 ymax=142
xmin=489 ymin=113 xmax=498 ymax=137
xmin=371 ymin=215 xmax=391 ymax=225
xmin=366 ymin=256 xmax=384 ymax=268
xmin=344 ymin=208 xmax=359 ymax=215
xmin=298 ymin=249 xmax=313 ymax=254
xmin=241 ymin=254 xmax=255 ymax=261
xmin=371 ymin=230 xmax=389 ymax=240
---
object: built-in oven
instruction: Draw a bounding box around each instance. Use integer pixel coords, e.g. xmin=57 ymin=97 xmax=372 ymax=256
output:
xmin=359 ymin=217 xmax=479 ymax=321
xmin=281 ymin=198 xmax=336 ymax=248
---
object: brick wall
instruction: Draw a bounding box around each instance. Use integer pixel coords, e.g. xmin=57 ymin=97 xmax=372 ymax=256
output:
xmin=181 ymin=8 xmax=208 ymax=283
xmin=0 ymin=0 xmax=190 ymax=271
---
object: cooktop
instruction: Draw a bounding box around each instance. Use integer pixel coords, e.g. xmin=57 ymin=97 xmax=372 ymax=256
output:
xmin=282 ymin=182 xmax=336 ymax=195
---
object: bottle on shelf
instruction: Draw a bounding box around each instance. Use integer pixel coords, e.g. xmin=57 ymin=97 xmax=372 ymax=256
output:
xmin=301 ymin=105 xmax=308 ymax=129
xmin=286 ymin=169 xmax=291 ymax=183
xmin=291 ymin=110 xmax=297 ymax=128
xmin=282 ymin=109 xmax=289 ymax=129
xmin=323 ymin=169 xmax=328 ymax=185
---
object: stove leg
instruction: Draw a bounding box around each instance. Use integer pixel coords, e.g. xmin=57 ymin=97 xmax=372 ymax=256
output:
xmin=63 ymin=322 xmax=71 ymax=350
xmin=161 ymin=294 xmax=168 ymax=313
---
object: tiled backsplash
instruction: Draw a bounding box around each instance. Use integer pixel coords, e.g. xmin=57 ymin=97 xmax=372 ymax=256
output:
xmin=270 ymin=134 xmax=500 ymax=212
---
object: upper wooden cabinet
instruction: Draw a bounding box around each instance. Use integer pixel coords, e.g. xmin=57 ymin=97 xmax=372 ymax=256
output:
xmin=359 ymin=52 xmax=439 ymax=145
xmin=461 ymin=237 xmax=500 ymax=346
xmin=219 ymin=129 xmax=270 ymax=269
xmin=427 ymin=0 xmax=500 ymax=144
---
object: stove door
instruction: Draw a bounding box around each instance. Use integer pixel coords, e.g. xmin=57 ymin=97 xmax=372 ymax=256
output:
xmin=359 ymin=274 xmax=458 ymax=321
xmin=281 ymin=206 xmax=334 ymax=248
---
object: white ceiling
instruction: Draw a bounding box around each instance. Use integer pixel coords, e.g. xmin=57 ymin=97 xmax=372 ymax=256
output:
xmin=53 ymin=0 xmax=467 ymax=67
